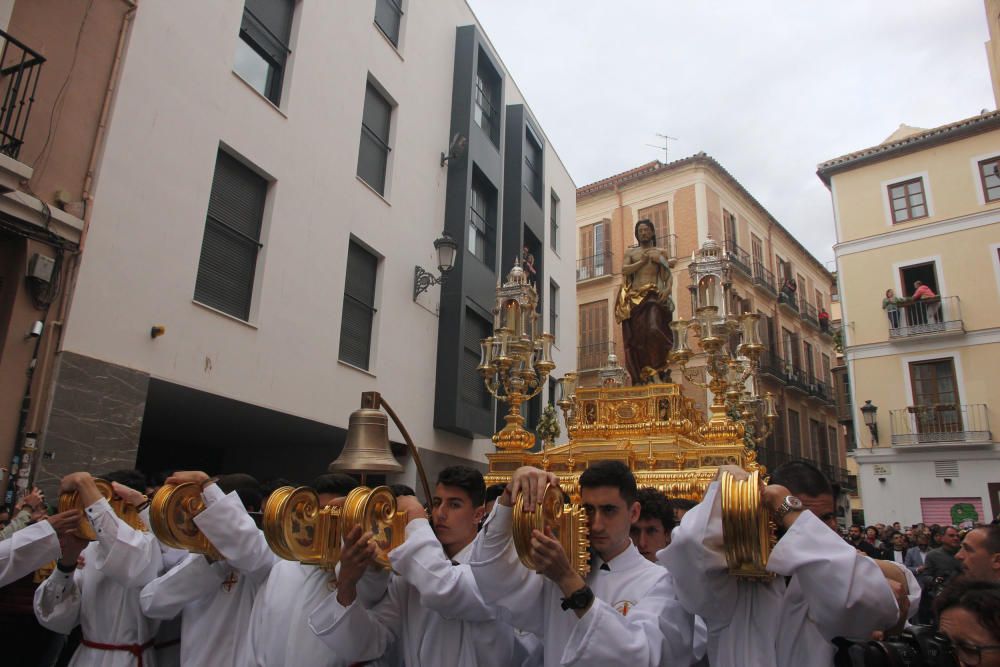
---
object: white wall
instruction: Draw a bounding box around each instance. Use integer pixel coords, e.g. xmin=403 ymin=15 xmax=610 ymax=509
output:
xmin=64 ymin=0 xmax=576 ymax=465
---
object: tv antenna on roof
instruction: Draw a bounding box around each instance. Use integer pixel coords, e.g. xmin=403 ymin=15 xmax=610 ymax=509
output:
xmin=646 ymin=133 xmax=678 ymax=163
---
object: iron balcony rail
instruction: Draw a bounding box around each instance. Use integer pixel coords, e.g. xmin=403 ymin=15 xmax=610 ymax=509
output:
xmin=890 ymin=403 xmax=991 ymax=446
xmin=778 ymin=288 xmax=799 ymax=313
xmin=888 ymin=296 xmax=964 ymax=339
xmin=723 ymin=239 xmax=752 ymax=276
xmin=576 ymin=252 xmax=613 ymax=282
xmin=800 ymin=301 xmax=819 ymax=327
xmin=785 ymin=363 xmax=810 ymax=393
xmin=578 ymin=340 xmax=611 ymax=371
xmin=752 ymin=261 xmax=776 ymax=295
xmin=807 ymin=373 xmax=834 ymax=404
xmin=758 ymin=351 xmax=787 ymax=383
xmin=0 ymin=29 xmax=45 ymax=160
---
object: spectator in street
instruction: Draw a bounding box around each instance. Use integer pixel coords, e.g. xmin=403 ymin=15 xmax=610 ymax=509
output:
xmin=934 ymin=579 xmax=1000 ymax=667
xmin=881 ymin=531 xmax=909 ymax=565
xmin=0 ymin=487 xmax=47 ymax=541
xmin=906 ymin=531 xmax=932 ymax=576
xmin=848 ymin=524 xmax=879 ymax=558
xmin=882 ymin=289 xmax=904 ymax=329
xmin=865 ymin=525 xmax=881 ymax=550
xmin=956 ymin=524 xmax=1000 ymax=583
xmin=917 ymin=525 xmax=963 ymax=623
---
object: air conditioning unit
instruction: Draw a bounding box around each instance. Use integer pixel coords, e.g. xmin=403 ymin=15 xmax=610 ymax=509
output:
xmin=27 ymin=253 xmax=55 ymax=284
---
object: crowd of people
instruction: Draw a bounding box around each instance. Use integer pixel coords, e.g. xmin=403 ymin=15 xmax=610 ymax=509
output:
xmin=0 ymin=461 xmax=998 ymax=667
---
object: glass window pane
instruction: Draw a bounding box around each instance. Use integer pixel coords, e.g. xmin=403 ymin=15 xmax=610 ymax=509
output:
xmin=357 ymin=132 xmax=388 ymax=194
xmin=234 ymin=37 xmax=271 ymax=98
xmin=362 ymin=85 xmax=392 ymax=143
xmin=890 ymin=186 xmax=905 ymax=198
xmin=909 ymin=193 xmax=924 ymax=206
xmin=907 ymin=181 xmax=923 ymax=195
xmin=911 ymin=205 xmax=926 ymax=217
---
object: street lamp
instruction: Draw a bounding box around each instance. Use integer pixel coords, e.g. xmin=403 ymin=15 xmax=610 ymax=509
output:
xmin=413 ymin=232 xmax=459 ymax=300
xmin=860 ymin=400 xmax=878 ymax=445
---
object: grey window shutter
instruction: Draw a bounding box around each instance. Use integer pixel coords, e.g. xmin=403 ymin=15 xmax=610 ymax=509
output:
xmin=339 ymin=242 xmax=378 ymax=369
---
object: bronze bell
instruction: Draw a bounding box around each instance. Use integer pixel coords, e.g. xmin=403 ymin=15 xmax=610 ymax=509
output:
xmin=329 ymin=408 xmax=404 ymax=474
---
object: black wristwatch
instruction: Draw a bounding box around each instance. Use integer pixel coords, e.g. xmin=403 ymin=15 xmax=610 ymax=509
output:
xmin=560 ymin=585 xmax=595 ymax=611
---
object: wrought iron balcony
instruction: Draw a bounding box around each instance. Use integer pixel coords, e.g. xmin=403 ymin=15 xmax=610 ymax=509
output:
xmin=888 ymin=296 xmax=964 ymax=339
xmin=890 ymin=403 xmax=991 ymax=446
xmin=785 ymin=363 xmax=810 ymax=394
xmin=800 ymin=301 xmax=819 ymax=327
xmin=807 ymin=374 xmax=834 ymax=404
xmin=752 ymin=261 xmax=776 ymax=296
xmin=0 ymin=30 xmax=45 ymax=160
xmin=576 ymin=252 xmax=613 ymax=282
xmin=778 ymin=288 xmax=799 ymax=314
xmin=758 ymin=350 xmax=787 ymax=383
xmin=577 ymin=340 xmax=611 ymax=371
xmin=723 ymin=239 xmax=752 ymax=277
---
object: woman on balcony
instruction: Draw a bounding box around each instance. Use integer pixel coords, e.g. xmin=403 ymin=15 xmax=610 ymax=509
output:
xmin=882 ymin=289 xmax=904 ymax=329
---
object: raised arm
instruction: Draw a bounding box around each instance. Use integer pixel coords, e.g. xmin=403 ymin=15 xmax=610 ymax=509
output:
xmin=193 ymin=481 xmax=276 ymax=584
xmin=140 ymin=552 xmax=226 ymax=619
xmin=0 ymin=512 xmax=74 ymax=587
xmin=308 ymin=573 xmax=404 ymax=663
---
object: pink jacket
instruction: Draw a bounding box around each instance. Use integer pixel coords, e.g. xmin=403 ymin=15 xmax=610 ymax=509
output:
xmin=912 ymin=285 xmax=937 ymax=299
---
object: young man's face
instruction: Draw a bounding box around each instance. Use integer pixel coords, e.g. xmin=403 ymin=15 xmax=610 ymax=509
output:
xmin=630 ymin=517 xmax=669 ymax=561
xmin=956 ymin=528 xmax=1000 ymax=582
xmin=892 ymin=533 xmax=906 ymax=549
xmin=431 ymin=483 xmax=484 ymax=553
xmin=581 ymin=485 xmax=640 ymax=561
xmin=849 ymin=526 xmax=862 ymax=540
xmin=942 ymin=527 xmax=961 ymax=549
xmin=799 ymin=493 xmax=837 ymax=532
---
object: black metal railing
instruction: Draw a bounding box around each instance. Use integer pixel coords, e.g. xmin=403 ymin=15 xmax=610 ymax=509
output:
xmin=800 ymin=301 xmax=818 ymax=327
xmin=890 ymin=403 xmax=991 ymax=445
xmin=576 ymin=252 xmax=613 ymax=282
xmin=808 ymin=373 xmax=834 ymax=404
xmin=0 ymin=30 xmax=45 ymax=160
xmin=723 ymin=239 xmax=752 ymax=276
xmin=753 ymin=261 xmax=776 ymax=295
xmin=758 ymin=351 xmax=787 ymax=383
xmin=778 ymin=288 xmax=799 ymax=313
xmin=888 ymin=296 xmax=964 ymax=339
xmin=578 ymin=340 xmax=611 ymax=371
xmin=785 ymin=363 xmax=810 ymax=393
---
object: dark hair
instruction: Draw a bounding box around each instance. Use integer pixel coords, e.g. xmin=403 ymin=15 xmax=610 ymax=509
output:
xmin=436 ymin=466 xmax=486 ymax=507
xmin=217 ymin=473 xmax=264 ymax=512
xmin=973 ymin=524 xmax=1000 ymax=555
xmin=851 ymin=523 xmax=865 ymax=531
xmin=148 ymin=470 xmax=174 ymax=488
xmin=485 ymin=483 xmax=506 ymax=504
xmin=389 ymin=484 xmax=416 ymax=498
xmin=310 ymin=473 xmax=359 ymax=498
xmin=634 ymin=219 xmax=656 ymax=245
xmin=670 ymin=498 xmax=698 ymax=511
xmin=580 ymin=460 xmax=637 ymax=505
xmin=103 ymin=469 xmax=147 ymax=493
xmin=770 ymin=460 xmax=832 ymax=498
xmin=261 ymin=478 xmax=292 ymax=498
xmin=635 ymin=487 xmax=674 ymax=533
xmin=934 ymin=579 xmax=1000 ymax=643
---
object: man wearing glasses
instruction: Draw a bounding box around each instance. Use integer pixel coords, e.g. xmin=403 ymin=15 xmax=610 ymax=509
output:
xmin=935 ymin=579 xmax=1000 ymax=667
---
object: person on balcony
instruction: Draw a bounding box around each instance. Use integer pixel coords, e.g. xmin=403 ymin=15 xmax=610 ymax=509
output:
xmin=779 ymin=278 xmax=797 ymax=305
xmin=911 ymin=281 xmax=941 ymax=324
xmin=882 ymin=289 xmax=904 ymax=329
xmin=818 ymin=307 xmax=830 ymax=333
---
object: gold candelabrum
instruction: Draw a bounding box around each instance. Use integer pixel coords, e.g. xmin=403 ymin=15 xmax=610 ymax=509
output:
xmin=478 ymin=263 xmax=555 ymax=450
xmin=668 ymin=237 xmax=777 ymax=449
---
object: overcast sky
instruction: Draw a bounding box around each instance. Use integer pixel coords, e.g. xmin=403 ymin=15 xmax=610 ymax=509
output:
xmin=465 ymin=0 xmax=995 ymax=266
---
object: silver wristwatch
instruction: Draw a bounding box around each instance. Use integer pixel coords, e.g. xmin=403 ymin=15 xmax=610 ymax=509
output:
xmin=773 ymin=495 xmax=804 ymax=520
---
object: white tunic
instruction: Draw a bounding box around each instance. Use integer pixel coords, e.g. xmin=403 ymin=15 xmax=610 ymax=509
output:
xmin=34 ymin=498 xmax=163 ymax=667
xmin=309 ymin=517 xmax=516 ymax=666
xmin=470 ymin=503 xmax=694 ymax=667
xmin=660 ymin=481 xmax=900 ymax=667
xmin=0 ymin=519 xmax=59 ymax=587
xmin=140 ymin=485 xmax=273 ymax=667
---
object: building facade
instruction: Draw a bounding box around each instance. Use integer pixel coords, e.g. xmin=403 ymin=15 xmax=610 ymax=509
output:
xmin=819 ymin=112 xmax=1000 ymax=526
xmin=575 ymin=154 xmax=846 ymax=487
xmin=0 ymin=0 xmax=577 ymax=503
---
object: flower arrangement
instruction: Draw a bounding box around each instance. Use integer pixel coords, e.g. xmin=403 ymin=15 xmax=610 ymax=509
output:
xmin=536 ymin=403 xmax=561 ymax=447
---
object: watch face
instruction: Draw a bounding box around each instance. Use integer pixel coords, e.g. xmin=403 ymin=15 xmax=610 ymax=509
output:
xmin=785 ymin=496 xmax=804 ymax=510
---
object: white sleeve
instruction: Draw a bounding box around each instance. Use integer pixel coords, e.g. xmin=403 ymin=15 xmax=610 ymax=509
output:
xmin=468 ymin=503 xmax=547 ymax=637
xmin=390 ymin=518 xmax=494 ymax=621
xmin=560 ymin=569 xmax=693 ymax=667
xmin=85 ymin=498 xmax=162 ymax=588
xmin=194 ymin=484 xmax=276 ymax=585
xmin=0 ymin=520 xmax=60 ymax=587
xmin=308 ymin=576 xmax=404 ymax=662
xmin=659 ymin=482 xmax=738 ymax=626
xmin=767 ymin=509 xmax=900 ymax=639
xmin=34 ymin=567 xmax=82 ymax=634
xmin=140 ymin=553 xmax=226 ymax=619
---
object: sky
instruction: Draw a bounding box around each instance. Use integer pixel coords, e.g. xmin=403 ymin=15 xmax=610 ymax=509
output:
xmin=465 ymin=0 xmax=996 ymax=266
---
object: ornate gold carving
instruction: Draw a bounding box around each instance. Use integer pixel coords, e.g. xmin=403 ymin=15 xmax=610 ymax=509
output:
xmin=512 ymin=485 xmax=590 ymax=577
xmin=150 ymin=482 xmax=221 ymax=560
xmin=720 ymin=469 xmax=775 ymax=580
xmin=58 ymin=479 xmax=145 ymax=540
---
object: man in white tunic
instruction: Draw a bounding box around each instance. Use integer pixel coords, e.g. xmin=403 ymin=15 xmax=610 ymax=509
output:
xmin=309 ymin=465 xmax=518 ymax=666
xmin=0 ymin=508 xmax=79 ymax=587
xmin=243 ymin=473 xmax=389 ymax=667
xmin=140 ymin=472 xmax=274 ymax=667
xmin=661 ymin=461 xmax=906 ymax=667
xmin=34 ymin=470 xmax=163 ymax=667
xmin=470 ymin=461 xmax=694 ymax=667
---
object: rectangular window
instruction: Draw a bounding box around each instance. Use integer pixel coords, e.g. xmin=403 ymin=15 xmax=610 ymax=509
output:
xmin=523 ymin=131 xmax=543 ymax=203
xmin=468 ymin=168 xmax=497 ymax=270
xmin=549 ymin=280 xmax=559 ymax=343
xmin=751 ymin=234 xmax=764 ymax=274
xmin=374 ymin=0 xmax=403 ymax=46
xmin=578 ymin=301 xmax=608 ymax=370
xmin=549 ymin=191 xmax=559 ymax=252
xmin=782 ymin=327 xmax=799 ymax=368
xmin=979 ymin=157 xmax=1000 ymax=202
xmin=723 ymin=209 xmax=737 ymax=244
xmin=462 ymin=309 xmax=492 ymax=409
xmin=357 ymin=82 xmax=393 ymax=196
xmin=474 ymin=54 xmax=501 ymax=147
xmin=776 ymin=256 xmax=790 ymax=283
xmin=909 ymin=358 xmax=962 ymax=435
xmin=194 ymin=150 xmax=267 ymax=321
xmin=804 ymin=341 xmax=815 ymax=378
xmin=234 ymin=0 xmax=294 ymax=105
xmin=888 ymin=177 xmax=928 ymax=223
xmin=338 ymin=241 xmax=379 ymax=370
xmin=578 ymin=221 xmax=610 ymax=280
xmin=822 ymin=354 xmax=831 ymax=384
xmin=810 ymin=418 xmax=827 ymax=465
xmin=828 ymin=426 xmax=839 ymax=468
xmin=788 ymin=409 xmax=802 ymax=458
xmin=815 ymin=289 xmax=824 ymax=312
xmin=637 ymin=202 xmax=671 ymax=255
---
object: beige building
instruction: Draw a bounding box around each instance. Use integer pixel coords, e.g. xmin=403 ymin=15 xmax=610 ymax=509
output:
xmin=575 ymin=154 xmax=845 ymax=487
xmin=818 ymin=111 xmax=1000 ymax=525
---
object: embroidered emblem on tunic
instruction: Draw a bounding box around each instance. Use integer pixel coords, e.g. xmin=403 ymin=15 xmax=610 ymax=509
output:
xmin=221 ymin=571 xmax=239 ymax=592
xmin=614 ymin=599 xmax=636 ymax=616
